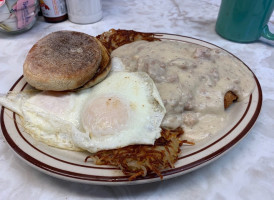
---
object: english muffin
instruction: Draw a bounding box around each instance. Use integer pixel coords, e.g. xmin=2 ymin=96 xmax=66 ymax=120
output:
xmin=79 ymin=38 xmax=111 ymax=89
xmin=23 ymin=31 xmax=103 ymax=91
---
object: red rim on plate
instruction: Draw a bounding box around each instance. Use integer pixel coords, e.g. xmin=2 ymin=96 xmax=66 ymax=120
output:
xmin=0 ymin=34 xmax=262 ymax=185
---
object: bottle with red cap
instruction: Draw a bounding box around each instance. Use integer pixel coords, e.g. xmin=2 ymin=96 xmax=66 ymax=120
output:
xmin=39 ymin=0 xmax=67 ymax=23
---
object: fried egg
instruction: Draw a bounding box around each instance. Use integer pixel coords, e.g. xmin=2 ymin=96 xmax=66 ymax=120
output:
xmin=72 ymin=71 xmax=166 ymax=152
xmin=0 ymin=72 xmax=166 ymax=153
xmin=0 ymin=90 xmax=90 ymax=150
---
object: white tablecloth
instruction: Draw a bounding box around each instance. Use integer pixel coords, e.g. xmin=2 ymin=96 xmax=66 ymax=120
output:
xmin=1 ymin=0 xmax=274 ymax=199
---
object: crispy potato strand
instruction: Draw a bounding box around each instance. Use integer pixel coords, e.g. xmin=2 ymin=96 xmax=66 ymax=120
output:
xmin=96 ymin=29 xmax=160 ymax=53
xmin=85 ymin=128 xmax=187 ymax=180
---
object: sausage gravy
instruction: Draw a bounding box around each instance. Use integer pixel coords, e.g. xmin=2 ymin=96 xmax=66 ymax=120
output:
xmin=111 ymin=40 xmax=255 ymax=142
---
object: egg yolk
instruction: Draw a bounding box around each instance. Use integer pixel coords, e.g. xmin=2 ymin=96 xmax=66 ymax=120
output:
xmin=81 ymin=96 xmax=129 ymax=137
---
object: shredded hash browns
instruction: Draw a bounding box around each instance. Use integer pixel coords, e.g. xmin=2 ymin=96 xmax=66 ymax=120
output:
xmin=86 ymin=128 xmax=193 ymax=181
xmin=96 ymin=29 xmax=160 ymax=53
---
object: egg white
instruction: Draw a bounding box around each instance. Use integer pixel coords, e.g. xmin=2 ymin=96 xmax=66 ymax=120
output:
xmin=72 ymin=71 xmax=166 ymax=153
xmin=0 ymin=72 xmax=166 ymax=153
xmin=0 ymin=90 xmax=90 ymax=150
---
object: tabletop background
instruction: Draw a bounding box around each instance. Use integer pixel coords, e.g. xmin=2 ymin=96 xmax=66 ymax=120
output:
xmin=1 ymin=0 xmax=274 ymax=199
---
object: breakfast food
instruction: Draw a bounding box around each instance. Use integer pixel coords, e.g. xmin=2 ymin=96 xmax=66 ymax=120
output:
xmin=79 ymin=38 xmax=111 ymax=89
xmin=224 ymin=91 xmax=238 ymax=109
xmin=71 ymin=71 xmax=166 ymax=153
xmin=87 ymin=127 xmax=188 ymax=181
xmin=0 ymin=29 xmax=256 ymax=181
xmin=0 ymin=71 xmax=166 ymax=152
xmin=0 ymin=89 xmax=91 ymax=151
xmin=109 ymin=39 xmax=256 ymax=142
xmin=96 ymin=29 xmax=240 ymax=110
xmin=96 ymin=29 xmax=160 ymax=53
xmin=23 ymin=31 xmax=110 ymax=91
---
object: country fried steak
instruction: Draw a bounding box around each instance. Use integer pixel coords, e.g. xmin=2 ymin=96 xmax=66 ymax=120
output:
xmin=96 ymin=29 xmax=238 ymax=109
xmin=86 ymin=29 xmax=240 ymax=181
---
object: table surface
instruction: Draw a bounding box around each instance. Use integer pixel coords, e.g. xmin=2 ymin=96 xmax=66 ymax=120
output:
xmin=1 ymin=0 xmax=273 ymax=199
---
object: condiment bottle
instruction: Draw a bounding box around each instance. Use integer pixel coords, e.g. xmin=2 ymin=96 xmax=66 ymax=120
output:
xmin=39 ymin=0 xmax=67 ymax=23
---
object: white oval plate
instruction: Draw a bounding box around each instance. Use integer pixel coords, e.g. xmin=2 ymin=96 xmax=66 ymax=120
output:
xmin=1 ymin=34 xmax=262 ymax=185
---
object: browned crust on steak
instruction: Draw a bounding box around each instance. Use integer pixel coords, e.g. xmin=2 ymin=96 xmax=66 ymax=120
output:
xmin=224 ymin=91 xmax=238 ymax=109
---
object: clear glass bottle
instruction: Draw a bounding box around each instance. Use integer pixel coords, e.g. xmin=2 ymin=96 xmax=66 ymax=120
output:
xmin=0 ymin=0 xmax=39 ymax=34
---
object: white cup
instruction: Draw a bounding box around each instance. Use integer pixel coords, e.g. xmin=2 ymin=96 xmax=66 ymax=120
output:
xmin=65 ymin=0 xmax=102 ymax=24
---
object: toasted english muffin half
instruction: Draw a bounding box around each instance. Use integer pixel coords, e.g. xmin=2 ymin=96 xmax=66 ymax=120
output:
xmin=23 ymin=31 xmax=102 ymax=91
xmin=79 ymin=38 xmax=111 ymax=90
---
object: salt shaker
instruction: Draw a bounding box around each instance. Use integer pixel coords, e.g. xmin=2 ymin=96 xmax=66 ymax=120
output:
xmin=65 ymin=0 xmax=102 ymax=24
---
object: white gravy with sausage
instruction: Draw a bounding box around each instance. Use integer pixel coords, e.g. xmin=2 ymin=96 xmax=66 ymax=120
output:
xmin=111 ymin=40 xmax=255 ymax=142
